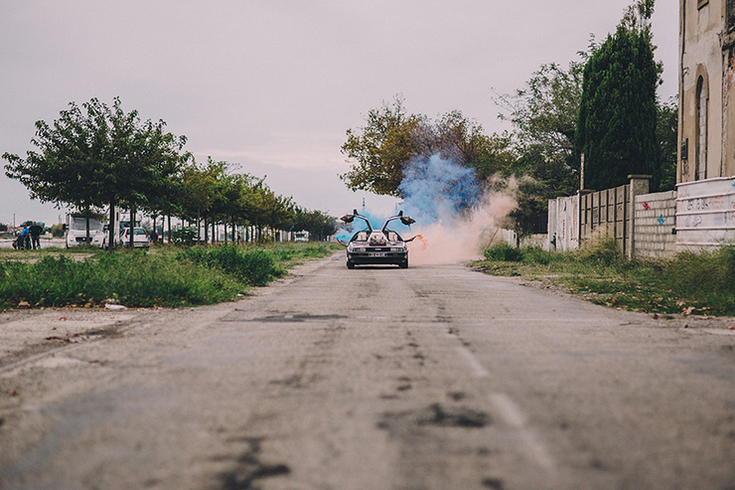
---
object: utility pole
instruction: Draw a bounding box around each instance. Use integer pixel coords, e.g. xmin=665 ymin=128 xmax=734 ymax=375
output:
xmin=580 ymin=153 xmax=585 ymax=192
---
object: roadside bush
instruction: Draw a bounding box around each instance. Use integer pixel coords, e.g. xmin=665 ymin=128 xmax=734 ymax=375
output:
xmin=0 ymin=252 xmax=242 ymax=308
xmin=171 ymin=226 xmax=199 ymax=246
xmin=0 ymin=242 xmax=336 ymax=311
xmin=473 ymin=237 xmax=735 ymax=315
xmin=270 ymin=242 xmax=337 ymax=262
xmin=579 ymin=236 xmax=625 ymax=267
xmin=483 ymin=244 xmax=523 ymax=262
xmin=50 ymin=223 xmax=65 ymax=237
xmin=177 ymin=245 xmax=284 ymax=286
xmin=659 ymin=246 xmax=735 ymax=313
xmin=520 ymin=245 xmax=553 ymax=265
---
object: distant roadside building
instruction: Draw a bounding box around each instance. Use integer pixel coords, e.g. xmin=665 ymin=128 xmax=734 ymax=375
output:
xmin=549 ymin=1 xmax=735 ymax=255
xmin=678 ymin=0 xmax=735 ymax=180
xmin=677 ymin=0 xmax=735 ymax=249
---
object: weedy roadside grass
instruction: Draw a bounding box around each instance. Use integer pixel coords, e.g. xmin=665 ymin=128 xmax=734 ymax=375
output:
xmin=474 ymin=237 xmax=735 ymax=317
xmin=0 ymin=242 xmax=340 ymax=310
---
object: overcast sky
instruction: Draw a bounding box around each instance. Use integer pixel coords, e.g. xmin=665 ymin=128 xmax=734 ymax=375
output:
xmin=0 ymin=0 xmax=679 ymax=226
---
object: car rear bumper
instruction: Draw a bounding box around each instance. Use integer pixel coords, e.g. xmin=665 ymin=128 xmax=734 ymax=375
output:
xmin=347 ymin=251 xmax=407 ymax=265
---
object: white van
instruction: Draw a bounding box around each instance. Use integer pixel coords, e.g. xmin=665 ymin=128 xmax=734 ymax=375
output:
xmin=65 ymin=215 xmax=105 ymax=248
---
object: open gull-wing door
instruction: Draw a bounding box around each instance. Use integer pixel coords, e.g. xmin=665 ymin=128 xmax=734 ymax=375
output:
xmin=340 ymin=209 xmax=373 ymax=232
xmin=381 ymin=210 xmax=415 ymax=233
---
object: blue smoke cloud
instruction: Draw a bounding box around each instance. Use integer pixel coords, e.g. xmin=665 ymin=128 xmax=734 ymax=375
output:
xmin=336 ymin=154 xmax=482 ymax=243
xmin=398 ymin=154 xmax=482 ymax=223
xmin=334 ymin=206 xmax=409 ymax=242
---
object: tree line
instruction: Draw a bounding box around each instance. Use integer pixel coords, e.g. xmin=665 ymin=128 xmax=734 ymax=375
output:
xmin=3 ymin=97 xmax=336 ymax=248
xmin=340 ymin=0 xmax=673 ymax=235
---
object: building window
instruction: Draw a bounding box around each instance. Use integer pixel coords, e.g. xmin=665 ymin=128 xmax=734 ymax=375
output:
xmin=729 ymin=0 xmax=735 ymax=30
xmin=698 ymin=0 xmax=709 ymax=9
xmin=696 ymin=76 xmax=708 ymax=181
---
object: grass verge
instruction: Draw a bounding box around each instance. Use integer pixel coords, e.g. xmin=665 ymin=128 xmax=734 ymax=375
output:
xmin=0 ymin=242 xmax=339 ymax=310
xmin=473 ymin=238 xmax=735 ymax=317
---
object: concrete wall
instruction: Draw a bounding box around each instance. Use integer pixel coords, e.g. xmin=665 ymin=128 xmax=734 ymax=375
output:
xmin=676 ymin=176 xmax=735 ymax=250
xmin=549 ymin=178 xmax=735 ymax=258
xmin=497 ymin=228 xmax=518 ymax=248
xmin=548 ymin=176 xmax=651 ymax=256
xmin=633 ymin=191 xmax=678 ymax=259
xmin=579 ymin=184 xmax=629 ymax=255
xmin=519 ymin=233 xmax=548 ymax=249
xmin=547 ymin=195 xmax=579 ymax=252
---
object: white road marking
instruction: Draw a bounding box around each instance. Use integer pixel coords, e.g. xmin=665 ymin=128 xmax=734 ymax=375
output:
xmin=453 ymin=344 xmax=558 ymax=476
xmin=488 ymin=392 xmax=557 ymax=474
xmin=488 ymin=392 xmax=526 ymax=428
xmin=455 ymin=346 xmax=489 ymax=377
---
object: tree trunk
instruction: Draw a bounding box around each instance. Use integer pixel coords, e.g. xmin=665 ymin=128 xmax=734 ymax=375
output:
xmin=129 ymin=201 xmax=136 ymax=248
xmin=107 ymin=201 xmax=116 ymax=252
xmin=85 ymin=209 xmax=91 ymax=245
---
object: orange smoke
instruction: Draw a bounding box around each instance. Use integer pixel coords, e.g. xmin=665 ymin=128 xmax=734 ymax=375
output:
xmin=406 ymin=188 xmax=516 ymax=265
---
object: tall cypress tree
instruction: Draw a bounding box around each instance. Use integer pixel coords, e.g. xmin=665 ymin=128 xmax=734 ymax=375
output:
xmin=576 ymin=0 xmax=661 ymax=191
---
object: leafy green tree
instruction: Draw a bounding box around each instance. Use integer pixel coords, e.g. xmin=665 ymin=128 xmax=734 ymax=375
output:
xmin=216 ymin=173 xmax=245 ymax=243
xmin=3 ymin=97 xmax=187 ymax=250
xmin=117 ymin=111 xmax=188 ymax=247
xmin=656 ymin=96 xmax=677 ymax=191
xmin=575 ymin=0 xmax=661 ymax=191
xmin=178 ymin=158 xmax=226 ymax=242
xmin=497 ymin=59 xmax=585 ymax=170
xmin=251 ymin=184 xmax=295 ymax=240
xmin=505 ymin=146 xmax=579 ymax=235
xmin=181 ymin=166 xmax=297 ymax=243
xmin=341 ymin=96 xmax=514 ymax=196
xmin=293 ymin=208 xmax=336 ymax=241
xmin=134 ymin=132 xmax=190 ymax=245
xmin=492 ymin=59 xmax=585 ymax=234
xmin=426 ymin=110 xmax=514 ymax=180
xmin=341 ymin=96 xmax=422 ymax=197
xmin=4 ymin=100 xmax=110 ymax=243
xmin=468 ymin=132 xmax=517 ymax=181
xmin=225 ymin=172 xmax=258 ymax=242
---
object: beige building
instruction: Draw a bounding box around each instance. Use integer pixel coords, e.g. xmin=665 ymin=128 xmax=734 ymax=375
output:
xmin=549 ymin=1 xmax=735 ymax=255
xmin=677 ymin=0 xmax=735 ymax=250
xmin=679 ymin=0 xmax=735 ymax=181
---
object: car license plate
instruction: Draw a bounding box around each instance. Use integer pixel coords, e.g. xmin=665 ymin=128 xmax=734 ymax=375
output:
xmin=368 ymin=252 xmax=386 ymax=257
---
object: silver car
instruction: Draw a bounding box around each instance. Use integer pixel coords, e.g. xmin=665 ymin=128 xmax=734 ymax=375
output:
xmin=340 ymin=210 xmax=416 ymax=269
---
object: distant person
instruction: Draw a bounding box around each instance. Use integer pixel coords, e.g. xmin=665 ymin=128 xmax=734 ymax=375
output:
xmin=29 ymin=221 xmax=43 ymax=249
xmin=20 ymin=225 xmax=30 ymax=250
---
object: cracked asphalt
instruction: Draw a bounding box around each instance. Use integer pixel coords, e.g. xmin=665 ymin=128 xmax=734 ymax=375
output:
xmin=1 ymin=253 xmax=734 ymax=489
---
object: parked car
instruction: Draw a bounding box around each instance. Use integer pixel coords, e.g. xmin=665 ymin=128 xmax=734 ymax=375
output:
xmin=120 ymin=227 xmax=149 ymax=248
xmin=339 ymin=210 xmax=416 ymax=269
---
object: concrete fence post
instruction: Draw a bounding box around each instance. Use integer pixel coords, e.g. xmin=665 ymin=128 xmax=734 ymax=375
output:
xmin=627 ymin=174 xmax=651 ymax=259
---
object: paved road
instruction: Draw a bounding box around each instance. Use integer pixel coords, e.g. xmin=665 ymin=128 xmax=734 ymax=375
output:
xmin=1 ymin=253 xmax=734 ymax=489
xmin=0 ymin=238 xmax=66 ymax=249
